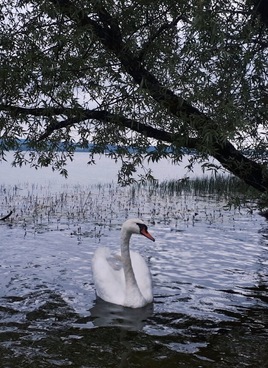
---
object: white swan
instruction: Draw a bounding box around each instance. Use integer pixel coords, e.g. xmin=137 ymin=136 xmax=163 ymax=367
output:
xmin=92 ymin=218 xmax=155 ymax=308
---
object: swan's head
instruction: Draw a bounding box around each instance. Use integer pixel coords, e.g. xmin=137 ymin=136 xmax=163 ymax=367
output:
xmin=122 ymin=218 xmax=155 ymax=242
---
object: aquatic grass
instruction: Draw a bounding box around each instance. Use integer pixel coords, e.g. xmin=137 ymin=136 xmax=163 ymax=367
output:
xmin=0 ymin=175 xmax=259 ymax=239
xmin=153 ymin=175 xmax=259 ymax=202
xmin=129 ymin=175 xmax=259 ymax=223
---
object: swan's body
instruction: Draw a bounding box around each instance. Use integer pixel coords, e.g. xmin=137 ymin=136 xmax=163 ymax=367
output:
xmin=92 ymin=218 xmax=155 ymax=308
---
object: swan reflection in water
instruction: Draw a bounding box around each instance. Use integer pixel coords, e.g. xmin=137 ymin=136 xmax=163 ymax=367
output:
xmin=90 ymin=297 xmax=154 ymax=331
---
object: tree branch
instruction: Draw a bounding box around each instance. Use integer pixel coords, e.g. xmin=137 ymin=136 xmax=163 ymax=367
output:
xmin=2 ymin=98 xmax=268 ymax=192
xmin=0 ymin=104 xmax=71 ymax=117
xmin=0 ymin=211 xmax=12 ymax=221
xmin=46 ymin=1 xmax=268 ymax=192
xmin=138 ymin=14 xmax=186 ymax=61
xmin=253 ymin=0 xmax=268 ymax=26
xmin=36 ymin=108 xmax=198 ymax=149
xmin=0 ymin=103 xmax=198 ymax=149
xmin=48 ymin=0 xmax=209 ymax=124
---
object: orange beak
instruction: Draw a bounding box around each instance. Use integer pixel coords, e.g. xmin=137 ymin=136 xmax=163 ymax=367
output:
xmin=140 ymin=228 xmax=155 ymax=242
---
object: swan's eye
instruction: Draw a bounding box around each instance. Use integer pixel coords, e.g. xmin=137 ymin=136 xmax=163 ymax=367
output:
xmin=136 ymin=222 xmax=155 ymax=242
xmin=137 ymin=223 xmax=147 ymax=233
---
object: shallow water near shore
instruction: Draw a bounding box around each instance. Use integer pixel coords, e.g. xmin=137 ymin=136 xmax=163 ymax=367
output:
xmin=0 ymin=154 xmax=268 ymax=367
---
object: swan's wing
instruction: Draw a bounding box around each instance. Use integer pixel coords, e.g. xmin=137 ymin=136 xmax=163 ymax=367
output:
xmin=130 ymin=251 xmax=153 ymax=303
xmin=92 ymin=247 xmax=125 ymax=305
xmin=106 ymin=253 xmax=123 ymax=271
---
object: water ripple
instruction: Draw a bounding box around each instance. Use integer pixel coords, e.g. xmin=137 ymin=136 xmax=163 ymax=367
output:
xmin=0 ymin=183 xmax=268 ymax=367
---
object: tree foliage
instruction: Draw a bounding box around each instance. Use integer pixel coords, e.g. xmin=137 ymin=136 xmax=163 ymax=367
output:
xmin=0 ymin=0 xmax=267 ymax=190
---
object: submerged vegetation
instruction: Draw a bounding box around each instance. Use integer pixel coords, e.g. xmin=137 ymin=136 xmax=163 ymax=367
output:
xmin=157 ymin=175 xmax=259 ymax=200
xmin=0 ymin=175 xmax=262 ymax=238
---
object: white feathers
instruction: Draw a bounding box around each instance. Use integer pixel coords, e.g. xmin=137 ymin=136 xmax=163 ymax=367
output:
xmin=92 ymin=219 xmax=155 ymax=308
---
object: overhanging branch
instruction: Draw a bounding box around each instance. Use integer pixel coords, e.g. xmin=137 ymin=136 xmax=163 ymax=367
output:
xmin=45 ymin=1 xmax=268 ymax=192
xmin=138 ymin=14 xmax=187 ymax=61
xmin=0 ymin=103 xmax=198 ymax=148
xmin=4 ymin=1 xmax=268 ymax=193
xmin=36 ymin=108 xmax=198 ymax=148
xmin=0 ymin=104 xmax=72 ymax=117
xmin=48 ymin=0 xmax=212 ymax=125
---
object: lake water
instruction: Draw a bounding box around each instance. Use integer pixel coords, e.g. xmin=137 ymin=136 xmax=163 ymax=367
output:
xmin=0 ymin=151 xmax=212 ymax=187
xmin=0 ymin=153 xmax=268 ymax=367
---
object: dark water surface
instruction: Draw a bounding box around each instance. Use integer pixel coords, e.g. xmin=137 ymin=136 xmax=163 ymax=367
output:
xmin=0 ymin=181 xmax=268 ymax=367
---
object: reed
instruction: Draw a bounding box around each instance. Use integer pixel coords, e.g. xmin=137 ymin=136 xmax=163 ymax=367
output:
xmin=0 ymin=175 xmax=259 ymax=236
xmin=156 ymin=175 xmax=258 ymax=199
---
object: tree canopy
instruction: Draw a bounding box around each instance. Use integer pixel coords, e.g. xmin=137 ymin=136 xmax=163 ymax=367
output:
xmin=0 ymin=0 xmax=267 ymax=191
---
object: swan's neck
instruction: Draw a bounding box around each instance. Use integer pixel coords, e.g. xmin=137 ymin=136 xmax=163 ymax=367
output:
xmin=120 ymin=230 xmax=137 ymax=287
xmin=120 ymin=229 xmax=145 ymax=306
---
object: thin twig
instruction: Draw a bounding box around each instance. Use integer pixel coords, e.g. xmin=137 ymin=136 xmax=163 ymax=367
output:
xmin=0 ymin=211 xmax=13 ymax=221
